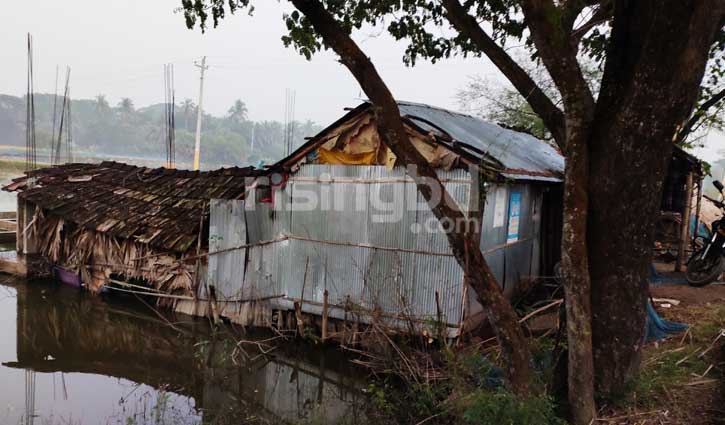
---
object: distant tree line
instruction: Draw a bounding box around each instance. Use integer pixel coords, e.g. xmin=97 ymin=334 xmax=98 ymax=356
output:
xmin=0 ymin=93 xmax=320 ymax=168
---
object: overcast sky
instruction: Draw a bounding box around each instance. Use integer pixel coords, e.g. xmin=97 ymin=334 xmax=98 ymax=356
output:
xmin=0 ymin=0 xmax=500 ymax=124
xmin=2 ymin=0 xmax=724 ymax=162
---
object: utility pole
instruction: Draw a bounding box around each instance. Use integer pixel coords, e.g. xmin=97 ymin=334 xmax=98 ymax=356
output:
xmin=193 ymin=56 xmax=208 ymax=170
xmin=250 ymin=123 xmax=255 ymax=152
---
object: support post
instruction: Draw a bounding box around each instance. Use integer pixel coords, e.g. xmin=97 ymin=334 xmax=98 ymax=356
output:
xmin=466 ymin=166 xmax=486 ymax=246
xmin=322 ymin=290 xmax=329 ymax=341
xmin=16 ymin=197 xmax=25 ymax=255
xmin=294 ymin=301 xmax=304 ymax=336
xmin=17 ymin=198 xmax=41 ymax=278
xmin=693 ymin=177 xmax=703 ymax=245
xmin=676 ymin=171 xmax=694 ymax=271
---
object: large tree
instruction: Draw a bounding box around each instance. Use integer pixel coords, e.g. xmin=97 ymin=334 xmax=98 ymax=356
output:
xmin=182 ymin=0 xmax=534 ymax=397
xmin=94 ymin=94 xmax=110 ymax=115
xmin=227 ymin=99 xmax=248 ymax=124
xmin=180 ymin=98 xmax=196 ymax=131
xmin=181 ymin=1 xmax=725 ymax=423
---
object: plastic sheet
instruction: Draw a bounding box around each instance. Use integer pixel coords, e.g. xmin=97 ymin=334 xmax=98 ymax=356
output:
xmin=644 ymin=299 xmax=688 ymax=342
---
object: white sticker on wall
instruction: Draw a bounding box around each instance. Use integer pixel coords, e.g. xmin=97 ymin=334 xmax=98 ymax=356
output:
xmin=493 ymin=187 xmax=506 ymax=228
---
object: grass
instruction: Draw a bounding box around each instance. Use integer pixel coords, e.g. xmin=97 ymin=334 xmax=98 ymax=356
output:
xmin=356 ymin=300 xmax=724 ymax=424
xmin=633 ymin=345 xmax=709 ymax=406
xmin=602 ymin=303 xmax=725 ymax=422
xmin=0 ymin=158 xmax=28 ymax=171
xmin=0 ymin=158 xmax=47 ymax=180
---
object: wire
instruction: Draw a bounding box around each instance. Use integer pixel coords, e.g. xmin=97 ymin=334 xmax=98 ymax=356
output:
xmin=26 ymin=33 xmax=37 ymax=172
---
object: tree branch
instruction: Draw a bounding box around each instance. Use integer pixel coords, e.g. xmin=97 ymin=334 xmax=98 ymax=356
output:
xmin=288 ymin=0 xmax=533 ymax=396
xmin=676 ymin=86 xmax=725 ymax=144
xmin=520 ymin=0 xmax=596 ymax=134
xmin=571 ymin=2 xmax=613 ymax=45
xmin=440 ymin=0 xmax=567 ymax=149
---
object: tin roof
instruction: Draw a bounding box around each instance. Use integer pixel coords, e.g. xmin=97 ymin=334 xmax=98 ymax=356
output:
xmin=277 ymin=101 xmax=564 ymax=181
xmin=397 ymin=101 xmax=564 ymax=181
xmin=3 ymin=161 xmax=260 ymax=253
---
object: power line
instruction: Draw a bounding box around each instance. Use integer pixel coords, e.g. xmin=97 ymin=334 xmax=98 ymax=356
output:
xmin=66 ymin=82 xmax=73 ymax=163
xmin=163 ymin=63 xmax=176 ymax=169
xmin=54 ymin=67 xmax=71 ymax=166
xmin=50 ymin=64 xmax=59 ymax=163
xmin=25 ymin=33 xmax=37 ymax=172
xmin=284 ymin=88 xmax=296 ymax=157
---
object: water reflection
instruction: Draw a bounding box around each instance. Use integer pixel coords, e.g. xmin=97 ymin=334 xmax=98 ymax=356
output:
xmin=0 ymin=277 xmax=367 ymax=424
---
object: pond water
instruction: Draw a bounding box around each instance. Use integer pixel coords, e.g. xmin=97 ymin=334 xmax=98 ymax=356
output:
xmin=0 ymin=190 xmax=15 ymax=213
xmin=0 ymin=276 xmax=369 ymax=425
xmin=0 ymin=158 xmax=22 ymax=213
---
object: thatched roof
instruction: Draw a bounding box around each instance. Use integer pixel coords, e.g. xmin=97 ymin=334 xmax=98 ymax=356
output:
xmin=3 ymin=161 xmax=260 ymax=253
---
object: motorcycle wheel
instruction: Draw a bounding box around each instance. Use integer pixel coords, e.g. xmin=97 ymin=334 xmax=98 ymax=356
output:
xmin=686 ymin=251 xmax=723 ymax=287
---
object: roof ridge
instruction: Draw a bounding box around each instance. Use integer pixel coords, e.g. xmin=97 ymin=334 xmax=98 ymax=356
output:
xmin=395 ymin=100 xmax=485 ymax=123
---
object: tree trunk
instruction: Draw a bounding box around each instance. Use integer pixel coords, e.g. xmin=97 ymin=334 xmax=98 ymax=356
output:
xmin=586 ymin=0 xmax=725 ymax=397
xmin=518 ymin=2 xmax=599 ymax=421
xmin=561 ymin=123 xmax=596 ymax=424
xmin=436 ymin=0 xmax=724 ymax=406
xmin=288 ymin=0 xmax=533 ymax=395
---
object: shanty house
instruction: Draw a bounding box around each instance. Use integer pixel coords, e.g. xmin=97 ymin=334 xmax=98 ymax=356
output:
xmin=1 ymin=101 xmax=707 ymax=341
xmin=196 ymin=101 xmax=565 ymax=336
xmin=4 ymin=162 xmax=258 ymax=301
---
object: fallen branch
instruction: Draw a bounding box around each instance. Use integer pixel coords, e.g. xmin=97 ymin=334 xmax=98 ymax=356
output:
xmin=518 ymin=299 xmax=563 ymax=323
xmin=105 ymin=285 xmax=195 ymax=300
xmin=595 ymin=409 xmax=667 ymax=422
xmin=699 ymin=364 xmax=714 ymax=378
xmin=683 ymin=378 xmax=717 ymax=386
xmin=676 ymin=348 xmax=701 ymax=366
xmin=697 ymin=329 xmax=724 ymax=358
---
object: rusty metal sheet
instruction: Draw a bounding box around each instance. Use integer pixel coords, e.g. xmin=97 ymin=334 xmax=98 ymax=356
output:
xmin=397 ymin=101 xmax=564 ymax=181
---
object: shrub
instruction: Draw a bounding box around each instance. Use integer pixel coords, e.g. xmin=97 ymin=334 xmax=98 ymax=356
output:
xmin=462 ymin=390 xmax=565 ymax=425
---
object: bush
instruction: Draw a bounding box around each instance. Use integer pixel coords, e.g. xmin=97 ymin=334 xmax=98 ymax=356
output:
xmin=462 ymin=391 xmax=565 ymax=425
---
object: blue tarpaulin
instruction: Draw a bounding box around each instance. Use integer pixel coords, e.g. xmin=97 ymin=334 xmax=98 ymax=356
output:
xmin=691 ymin=213 xmax=710 ymax=239
xmin=649 ymin=264 xmax=688 ymax=286
xmin=644 ymin=300 xmax=688 ymax=342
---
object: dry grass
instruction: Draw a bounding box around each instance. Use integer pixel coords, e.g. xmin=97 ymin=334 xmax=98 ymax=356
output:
xmin=597 ymin=294 xmax=725 ymax=424
xmin=31 ymin=209 xmax=196 ymax=302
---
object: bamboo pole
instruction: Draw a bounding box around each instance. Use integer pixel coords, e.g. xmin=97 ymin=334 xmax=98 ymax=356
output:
xmin=105 ymin=285 xmax=195 ymax=300
xmin=676 ymin=171 xmax=694 ymax=271
xmin=322 ymin=290 xmax=329 ymax=341
xmin=294 ymin=301 xmax=304 ymax=336
xmin=693 ymin=178 xmax=703 ymax=244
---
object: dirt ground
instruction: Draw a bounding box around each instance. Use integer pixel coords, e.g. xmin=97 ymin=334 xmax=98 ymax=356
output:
xmin=599 ymin=280 xmax=725 ymax=424
xmin=654 ymin=283 xmax=725 ymax=425
xmin=651 ymin=282 xmax=725 ymax=317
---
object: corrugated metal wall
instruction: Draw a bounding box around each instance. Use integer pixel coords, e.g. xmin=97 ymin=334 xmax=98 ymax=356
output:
xmin=207 ymin=199 xmax=246 ymax=299
xmin=468 ymin=183 xmax=544 ymax=320
xmin=207 ymin=165 xmax=545 ymax=333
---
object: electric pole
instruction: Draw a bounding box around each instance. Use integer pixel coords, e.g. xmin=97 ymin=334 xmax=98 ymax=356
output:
xmin=250 ymin=123 xmax=255 ymax=153
xmin=193 ymin=56 xmax=208 ymax=170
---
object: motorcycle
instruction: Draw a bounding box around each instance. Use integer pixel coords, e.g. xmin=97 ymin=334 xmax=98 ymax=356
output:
xmin=686 ymin=180 xmax=725 ymax=287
